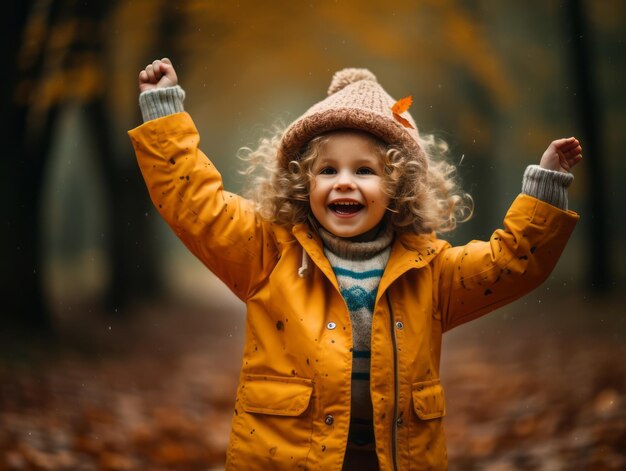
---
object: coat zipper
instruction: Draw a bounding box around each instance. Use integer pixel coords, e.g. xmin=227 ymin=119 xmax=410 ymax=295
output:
xmin=386 ymin=292 xmax=399 ymax=471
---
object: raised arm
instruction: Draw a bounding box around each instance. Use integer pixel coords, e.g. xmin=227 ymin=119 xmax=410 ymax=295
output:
xmin=128 ymin=60 xmax=278 ymax=300
xmin=436 ymin=139 xmax=582 ymax=331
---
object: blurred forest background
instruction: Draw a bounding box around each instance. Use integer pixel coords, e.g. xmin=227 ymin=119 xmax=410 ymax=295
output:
xmin=1 ymin=0 xmax=624 ymax=470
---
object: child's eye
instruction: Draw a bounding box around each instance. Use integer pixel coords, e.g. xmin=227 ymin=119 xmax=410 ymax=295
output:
xmin=319 ymin=167 xmax=337 ymax=175
xmin=356 ymin=167 xmax=376 ymax=175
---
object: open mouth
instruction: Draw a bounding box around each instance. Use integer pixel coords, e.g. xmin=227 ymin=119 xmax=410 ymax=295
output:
xmin=328 ymin=201 xmax=364 ymax=215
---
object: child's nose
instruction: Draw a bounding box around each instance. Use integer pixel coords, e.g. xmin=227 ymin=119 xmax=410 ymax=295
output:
xmin=333 ymin=172 xmax=356 ymax=190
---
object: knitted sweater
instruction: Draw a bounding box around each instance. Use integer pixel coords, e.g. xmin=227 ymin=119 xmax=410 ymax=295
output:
xmin=319 ymin=225 xmax=394 ymax=427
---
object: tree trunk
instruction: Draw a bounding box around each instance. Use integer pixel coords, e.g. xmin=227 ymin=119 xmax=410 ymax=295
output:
xmin=1 ymin=0 xmax=53 ymax=331
xmin=567 ymin=0 xmax=610 ymax=291
xmin=85 ymin=99 xmax=161 ymax=313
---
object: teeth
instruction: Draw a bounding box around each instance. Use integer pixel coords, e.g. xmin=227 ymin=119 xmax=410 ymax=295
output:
xmin=332 ymin=201 xmax=359 ymax=205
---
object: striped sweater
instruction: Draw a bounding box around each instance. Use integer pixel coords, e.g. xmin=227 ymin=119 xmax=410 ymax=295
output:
xmin=319 ymin=225 xmax=393 ymax=425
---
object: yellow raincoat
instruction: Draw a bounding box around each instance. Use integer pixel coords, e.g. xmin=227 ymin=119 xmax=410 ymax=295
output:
xmin=129 ymin=113 xmax=579 ymax=470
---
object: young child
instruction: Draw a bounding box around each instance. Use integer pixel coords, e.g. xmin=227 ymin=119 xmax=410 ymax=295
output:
xmin=129 ymin=58 xmax=581 ymax=471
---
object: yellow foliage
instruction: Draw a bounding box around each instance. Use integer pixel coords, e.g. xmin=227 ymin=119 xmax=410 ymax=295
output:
xmin=439 ymin=3 xmax=517 ymax=109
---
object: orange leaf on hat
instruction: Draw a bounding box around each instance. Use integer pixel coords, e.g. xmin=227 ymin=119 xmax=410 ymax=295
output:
xmin=391 ymin=95 xmax=413 ymax=114
xmin=392 ymin=113 xmax=414 ymax=129
xmin=391 ymin=96 xmax=415 ymax=129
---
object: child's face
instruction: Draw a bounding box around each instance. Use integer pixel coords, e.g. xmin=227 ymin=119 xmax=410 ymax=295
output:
xmin=309 ymin=131 xmax=390 ymax=240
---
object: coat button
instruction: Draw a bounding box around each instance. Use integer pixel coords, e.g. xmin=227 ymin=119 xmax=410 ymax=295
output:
xmin=326 ymin=322 xmax=336 ymax=330
xmin=325 ymin=415 xmax=334 ymax=425
xmin=396 ymin=417 xmax=404 ymax=426
xmin=395 ymin=321 xmax=404 ymax=329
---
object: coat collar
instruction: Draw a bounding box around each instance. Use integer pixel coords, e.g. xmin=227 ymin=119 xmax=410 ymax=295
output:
xmin=376 ymin=231 xmax=448 ymax=301
xmin=292 ymin=223 xmax=339 ymax=290
xmin=292 ymin=223 xmax=448 ymax=297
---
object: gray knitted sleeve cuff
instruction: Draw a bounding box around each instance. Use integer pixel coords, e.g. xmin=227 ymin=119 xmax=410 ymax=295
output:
xmin=522 ymin=164 xmax=574 ymax=210
xmin=139 ymin=85 xmax=186 ymax=122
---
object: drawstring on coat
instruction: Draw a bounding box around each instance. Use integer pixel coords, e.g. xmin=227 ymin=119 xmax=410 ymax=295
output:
xmin=298 ymin=249 xmax=309 ymax=278
xmin=298 ymin=215 xmax=320 ymax=278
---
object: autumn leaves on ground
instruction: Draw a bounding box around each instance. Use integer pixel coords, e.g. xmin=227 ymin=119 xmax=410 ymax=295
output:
xmin=1 ymin=289 xmax=624 ymax=471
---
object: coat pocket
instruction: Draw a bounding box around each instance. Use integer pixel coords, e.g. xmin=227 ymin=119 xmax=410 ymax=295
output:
xmin=405 ymin=379 xmax=448 ymax=468
xmin=412 ymin=378 xmax=446 ymax=420
xmin=241 ymin=374 xmax=314 ymax=416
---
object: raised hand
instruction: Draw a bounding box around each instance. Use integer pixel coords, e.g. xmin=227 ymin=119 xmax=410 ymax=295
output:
xmin=138 ymin=58 xmax=178 ymax=93
xmin=540 ymin=137 xmax=583 ymax=173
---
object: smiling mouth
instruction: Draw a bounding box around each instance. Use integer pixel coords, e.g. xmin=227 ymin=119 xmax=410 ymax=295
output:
xmin=329 ymin=201 xmax=364 ymax=215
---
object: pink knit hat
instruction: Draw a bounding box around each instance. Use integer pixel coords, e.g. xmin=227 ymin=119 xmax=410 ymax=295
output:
xmin=278 ymin=68 xmax=425 ymax=170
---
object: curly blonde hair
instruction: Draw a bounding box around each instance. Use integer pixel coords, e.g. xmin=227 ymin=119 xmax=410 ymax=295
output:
xmin=240 ymin=128 xmax=472 ymax=234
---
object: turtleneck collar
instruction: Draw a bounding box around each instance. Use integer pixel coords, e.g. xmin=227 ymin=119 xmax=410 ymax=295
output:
xmin=318 ymin=223 xmax=394 ymax=260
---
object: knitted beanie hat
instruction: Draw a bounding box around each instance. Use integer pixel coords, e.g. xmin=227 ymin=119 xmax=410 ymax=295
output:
xmin=278 ymin=68 xmax=425 ymax=171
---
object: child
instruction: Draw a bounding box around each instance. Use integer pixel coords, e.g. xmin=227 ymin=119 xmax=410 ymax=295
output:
xmin=129 ymin=58 xmax=581 ymax=471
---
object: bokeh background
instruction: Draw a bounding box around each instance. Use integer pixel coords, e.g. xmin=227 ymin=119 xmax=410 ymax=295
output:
xmin=1 ymin=1 xmax=625 ymax=470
